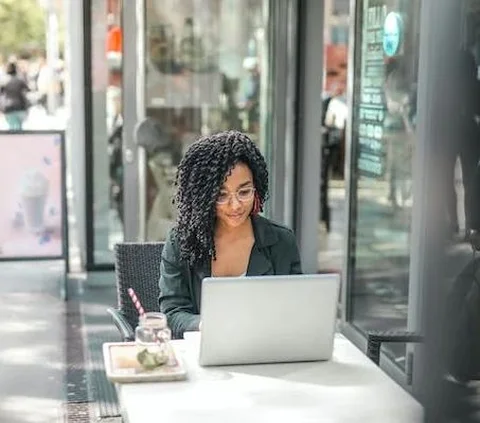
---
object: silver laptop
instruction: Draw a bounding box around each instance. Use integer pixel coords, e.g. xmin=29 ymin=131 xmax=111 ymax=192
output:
xmin=198 ymin=274 xmax=340 ymax=366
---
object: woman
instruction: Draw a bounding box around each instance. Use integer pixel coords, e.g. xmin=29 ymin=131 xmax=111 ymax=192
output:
xmin=159 ymin=130 xmax=302 ymax=339
xmin=0 ymin=62 xmax=29 ymax=130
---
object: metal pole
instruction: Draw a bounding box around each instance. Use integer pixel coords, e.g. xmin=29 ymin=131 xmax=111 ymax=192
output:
xmin=295 ymin=0 xmax=324 ymax=272
xmin=412 ymin=0 xmax=465 ymax=420
xmin=63 ymin=0 xmax=87 ymax=269
xmin=122 ymin=0 xmax=145 ymax=241
xmin=44 ymin=0 xmax=59 ymax=115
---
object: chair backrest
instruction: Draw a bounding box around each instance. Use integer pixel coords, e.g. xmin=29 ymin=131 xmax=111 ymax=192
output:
xmin=114 ymin=242 xmax=165 ymax=331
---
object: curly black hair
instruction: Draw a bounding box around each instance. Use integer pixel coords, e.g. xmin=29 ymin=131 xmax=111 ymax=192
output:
xmin=173 ymin=130 xmax=269 ymax=267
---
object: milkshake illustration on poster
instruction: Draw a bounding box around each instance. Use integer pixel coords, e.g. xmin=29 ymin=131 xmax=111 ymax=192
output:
xmin=0 ymin=132 xmax=64 ymax=259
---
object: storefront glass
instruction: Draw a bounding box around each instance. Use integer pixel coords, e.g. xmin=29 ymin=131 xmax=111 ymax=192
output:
xmin=319 ymin=0 xmax=349 ymax=272
xmin=347 ymin=0 xmax=421 ymax=367
xmin=143 ymin=0 xmax=269 ymax=241
xmin=91 ymin=0 xmax=124 ymax=265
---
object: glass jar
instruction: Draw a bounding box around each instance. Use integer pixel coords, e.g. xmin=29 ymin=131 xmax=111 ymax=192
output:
xmin=135 ymin=312 xmax=172 ymax=370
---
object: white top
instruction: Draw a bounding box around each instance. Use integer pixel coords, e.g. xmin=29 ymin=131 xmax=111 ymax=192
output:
xmin=36 ymin=65 xmax=54 ymax=94
xmin=118 ymin=332 xmax=423 ymax=423
xmin=324 ymin=96 xmax=348 ymax=130
xmin=210 ymin=272 xmax=247 ymax=278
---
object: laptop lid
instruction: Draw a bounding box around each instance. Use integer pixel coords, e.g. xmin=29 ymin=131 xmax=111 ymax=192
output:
xmin=199 ymin=274 xmax=340 ymax=366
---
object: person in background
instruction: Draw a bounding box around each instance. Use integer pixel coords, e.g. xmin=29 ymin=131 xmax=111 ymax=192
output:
xmin=453 ymin=49 xmax=480 ymax=239
xmin=383 ymin=57 xmax=416 ymax=210
xmin=16 ymin=53 xmax=31 ymax=83
xmin=0 ymin=62 xmax=30 ymax=130
xmin=35 ymin=50 xmax=54 ymax=113
xmin=55 ymin=58 xmax=65 ymax=108
xmin=159 ymin=130 xmax=302 ymax=339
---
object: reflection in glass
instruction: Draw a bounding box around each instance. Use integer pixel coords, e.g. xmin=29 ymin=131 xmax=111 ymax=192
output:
xmin=348 ymin=0 xmax=421 ymax=367
xmin=319 ymin=0 xmax=349 ymax=273
xmin=144 ymin=0 xmax=269 ymax=242
xmin=92 ymin=0 xmax=124 ymax=264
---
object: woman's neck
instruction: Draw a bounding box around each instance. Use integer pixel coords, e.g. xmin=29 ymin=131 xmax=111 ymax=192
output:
xmin=215 ymin=216 xmax=253 ymax=240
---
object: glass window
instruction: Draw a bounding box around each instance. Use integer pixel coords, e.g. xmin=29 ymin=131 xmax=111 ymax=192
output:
xmin=143 ymin=0 xmax=269 ymax=241
xmin=348 ymin=0 xmax=421 ymax=367
xmin=333 ymin=0 xmax=350 ymax=16
xmin=91 ymin=0 xmax=124 ymax=264
xmin=331 ymin=25 xmax=349 ymax=44
xmin=319 ymin=2 xmax=349 ymax=273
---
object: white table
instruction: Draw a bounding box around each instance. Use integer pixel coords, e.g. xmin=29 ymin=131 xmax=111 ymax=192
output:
xmin=118 ymin=332 xmax=423 ymax=423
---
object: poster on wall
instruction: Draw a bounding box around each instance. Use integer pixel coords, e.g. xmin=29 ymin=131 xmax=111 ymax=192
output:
xmin=0 ymin=131 xmax=66 ymax=260
xmin=357 ymin=0 xmax=388 ymax=178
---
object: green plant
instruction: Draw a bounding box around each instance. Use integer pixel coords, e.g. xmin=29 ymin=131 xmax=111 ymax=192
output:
xmin=0 ymin=0 xmax=46 ymax=57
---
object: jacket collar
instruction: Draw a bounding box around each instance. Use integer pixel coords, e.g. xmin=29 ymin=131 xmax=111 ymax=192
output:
xmin=251 ymin=215 xmax=278 ymax=249
xmin=247 ymin=215 xmax=277 ymax=275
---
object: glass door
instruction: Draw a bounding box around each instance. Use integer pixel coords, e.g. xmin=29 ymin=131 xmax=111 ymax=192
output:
xmin=122 ymin=0 xmax=273 ymax=242
xmin=344 ymin=0 xmax=422 ymax=371
xmin=318 ymin=0 xmax=350 ymax=273
xmin=87 ymin=0 xmax=124 ymax=267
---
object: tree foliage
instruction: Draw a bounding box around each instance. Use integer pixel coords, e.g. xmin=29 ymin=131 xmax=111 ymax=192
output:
xmin=0 ymin=0 xmax=45 ymax=57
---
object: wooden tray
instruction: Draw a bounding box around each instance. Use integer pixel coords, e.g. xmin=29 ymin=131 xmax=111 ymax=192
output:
xmin=103 ymin=342 xmax=188 ymax=383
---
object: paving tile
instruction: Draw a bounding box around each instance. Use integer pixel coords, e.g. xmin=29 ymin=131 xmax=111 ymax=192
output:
xmin=0 ymin=262 xmax=65 ymax=423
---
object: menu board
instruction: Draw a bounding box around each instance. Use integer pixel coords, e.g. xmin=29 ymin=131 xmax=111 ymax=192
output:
xmin=357 ymin=0 xmax=387 ymax=178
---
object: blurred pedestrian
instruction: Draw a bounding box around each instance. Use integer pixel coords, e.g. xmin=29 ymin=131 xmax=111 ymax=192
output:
xmin=0 ymin=62 xmax=30 ymax=130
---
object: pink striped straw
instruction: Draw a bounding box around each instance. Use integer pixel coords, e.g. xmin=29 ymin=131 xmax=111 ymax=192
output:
xmin=127 ymin=288 xmax=145 ymax=318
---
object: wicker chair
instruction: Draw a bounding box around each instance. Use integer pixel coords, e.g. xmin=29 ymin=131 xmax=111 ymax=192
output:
xmin=107 ymin=242 xmax=164 ymax=341
xmin=366 ymin=330 xmax=423 ymax=366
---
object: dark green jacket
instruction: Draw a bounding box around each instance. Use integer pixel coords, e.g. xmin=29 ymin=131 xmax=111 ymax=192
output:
xmin=159 ymin=215 xmax=302 ymax=339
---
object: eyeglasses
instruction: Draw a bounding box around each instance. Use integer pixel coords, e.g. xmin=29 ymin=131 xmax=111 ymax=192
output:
xmin=216 ymin=187 xmax=255 ymax=205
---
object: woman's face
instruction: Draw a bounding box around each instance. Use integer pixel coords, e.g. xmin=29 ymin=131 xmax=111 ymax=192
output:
xmin=215 ymin=163 xmax=255 ymax=230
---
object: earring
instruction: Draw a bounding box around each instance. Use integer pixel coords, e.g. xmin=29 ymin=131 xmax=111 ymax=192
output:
xmin=252 ymin=193 xmax=261 ymax=216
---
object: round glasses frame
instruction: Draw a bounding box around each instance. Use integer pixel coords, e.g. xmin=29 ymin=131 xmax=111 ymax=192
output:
xmin=216 ymin=187 xmax=256 ymax=205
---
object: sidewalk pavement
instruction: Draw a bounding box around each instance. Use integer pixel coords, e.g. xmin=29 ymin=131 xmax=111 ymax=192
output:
xmin=78 ymin=277 xmax=121 ymax=421
xmin=0 ymin=260 xmax=66 ymax=423
xmin=0 ymin=105 xmax=66 ymax=131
